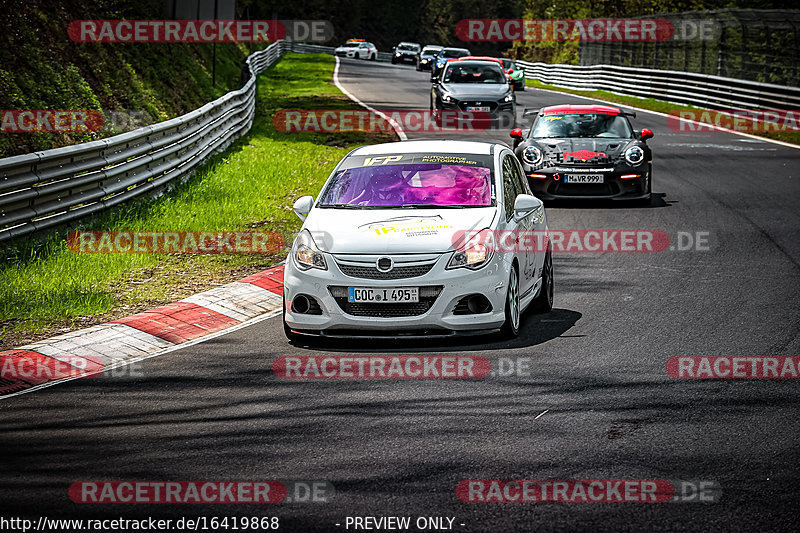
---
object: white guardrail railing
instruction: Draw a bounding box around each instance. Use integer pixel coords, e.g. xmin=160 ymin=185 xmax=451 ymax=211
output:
xmin=0 ymin=40 xmax=391 ymax=243
xmin=515 ymin=60 xmax=800 ymax=112
xmin=2 ymin=44 xmax=796 ymax=242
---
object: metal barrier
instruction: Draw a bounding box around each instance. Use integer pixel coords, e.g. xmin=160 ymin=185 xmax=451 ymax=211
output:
xmin=0 ymin=40 xmax=395 ymax=243
xmin=516 ymin=60 xmax=800 ymax=111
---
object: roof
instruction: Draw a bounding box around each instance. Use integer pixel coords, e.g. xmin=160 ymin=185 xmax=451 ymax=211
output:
xmin=351 ymin=140 xmax=496 ymax=156
xmin=455 ymin=56 xmax=504 ymax=65
xmin=541 ymin=104 xmax=624 ymax=115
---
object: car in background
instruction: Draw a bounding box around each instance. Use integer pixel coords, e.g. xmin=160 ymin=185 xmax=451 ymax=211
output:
xmin=431 ymin=59 xmax=516 ymax=128
xmin=510 ymin=104 xmax=654 ymax=203
xmin=283 ymin=140 xmax=553 ymax=340
xmin=416 ymin=44 xmax=443 ymax=71
xmin=430 ymin=47 xmax=471 ymax=78
xmin=501 ymin=58 xmax=526 ymax=91
xmin=334 ymin=39 xmax=378 ymax=60
xmin=392 ymin=42 xmax=421 ymax=64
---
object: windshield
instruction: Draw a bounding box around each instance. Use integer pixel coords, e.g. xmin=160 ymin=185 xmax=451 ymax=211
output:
xmin=342 ymin=42 xmax=359 ymax=48
xmin=443 ymin=63 xmax=506 ymax=84
xmin=440 ymin=49 xmax=469 ymax=59
xmin=422 ymin=46 xmax=442 ymax=55
xmin=318 ymin=164 xmax=492 ymax=208
xmin=398 ymin=44 xmax=419 ymax=51
xmin=532 ymin=114 xmax=634 ymax=138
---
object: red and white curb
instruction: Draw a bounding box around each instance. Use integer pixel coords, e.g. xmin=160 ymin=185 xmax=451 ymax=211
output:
xmin=0 ymin=266 xmax=285 ymax=399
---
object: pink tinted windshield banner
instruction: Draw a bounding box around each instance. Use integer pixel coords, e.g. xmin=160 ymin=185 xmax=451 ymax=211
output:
xmin=321 ymin=164 xmax=492 ymax=207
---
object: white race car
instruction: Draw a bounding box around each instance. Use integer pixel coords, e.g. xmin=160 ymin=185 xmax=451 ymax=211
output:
xmin=333 ymin=39 xmax=378 ymax=60
xmin=283 ymin=140 xmax=554 ymax=340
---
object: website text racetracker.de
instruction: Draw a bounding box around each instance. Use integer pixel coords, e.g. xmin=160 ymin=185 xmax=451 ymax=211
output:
xmin=1 ymin=516 xmax=280 ymax=532
xmin=451 ymin=230 xmax=710 ymax=253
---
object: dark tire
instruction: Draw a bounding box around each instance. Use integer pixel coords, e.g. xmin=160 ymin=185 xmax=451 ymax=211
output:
xmin=500 ymin=265 xmax=521 ymax=338
xmin=391 ymin=57 xmax=397 ymax=64
xmin=635 ymin=165 xmax=653 ymax=206
xmin=370 ymin=53 xmax=377 ymax=61
xmin=530 ymin=250 xmax=554 ymax=314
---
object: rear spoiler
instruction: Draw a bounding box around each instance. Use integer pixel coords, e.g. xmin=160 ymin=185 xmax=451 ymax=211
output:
xmin=619 ymin=110 xmax=637 ymax=118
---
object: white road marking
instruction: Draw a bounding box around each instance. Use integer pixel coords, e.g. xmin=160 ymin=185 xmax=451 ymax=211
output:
xmin=333 ymin=56 xmax=408 ymax=141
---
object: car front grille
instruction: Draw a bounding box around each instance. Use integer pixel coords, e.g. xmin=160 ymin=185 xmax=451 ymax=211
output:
xmin=337 ymin=262 xmax=435 ymax=280
xmin=457 ymin=101 xmax=499 ymax=112
xmin=549 ymin=182 xmax=620 ymax=196
xmin=328 ymin=285 xmax=443 ymax=317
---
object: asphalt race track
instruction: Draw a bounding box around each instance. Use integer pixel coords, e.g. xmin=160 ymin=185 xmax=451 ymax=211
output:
xmin=1 ymin=57 xmax=800 ymax=532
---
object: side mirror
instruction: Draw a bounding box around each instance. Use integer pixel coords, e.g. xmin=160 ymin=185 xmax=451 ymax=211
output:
xmin=513 ymin=194 xmax=544 ymax=221
xmin=640 ymin=128 xmax=654 ymax=141
xmin=293 ymin=196 xmax=314 ymax=221
xmin=510 ymin=128 xmax=523 ymax=148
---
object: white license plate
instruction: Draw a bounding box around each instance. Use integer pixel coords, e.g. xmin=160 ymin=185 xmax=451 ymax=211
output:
xmin=348 ymin=287 xmax=419 ymax=303
xmin=467 ymin=106 xmax=490 ymax=113
xmin=564 ymin=174 xmax=604 ymax=184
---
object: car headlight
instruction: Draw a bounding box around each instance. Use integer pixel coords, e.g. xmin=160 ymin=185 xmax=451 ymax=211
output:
xmin=294 ymin=230 xmax=327 ymax=270
xmin=503 ymin=93 xmax=514 ymax=102
xmin=624 ymin=145 xmax=645 ymax=165
xmin=522 ymin=146 xmax=543 ymax=166
xmin=447 ymin=232 xmax=493 ymax=270
xmin=421 ymin=58 xmax=428 ymax=63
xmin=441 ymin=93 xmax=452 ymax=103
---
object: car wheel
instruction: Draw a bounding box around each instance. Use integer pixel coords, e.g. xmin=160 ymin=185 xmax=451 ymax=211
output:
xmin=370 ymin=53 xmax=377 ymax=61
xmin=391 ymin=57 xmax=397 ymax=64
xmin=530 ymin=250 xmax=554 ymax=314
xmin=416 ymin=61 xmax=422 ymax=71
xmin=500 ymin=264 xmax=521 ymax=338
xmin=635 ymin=165 xmax=653 ymax=206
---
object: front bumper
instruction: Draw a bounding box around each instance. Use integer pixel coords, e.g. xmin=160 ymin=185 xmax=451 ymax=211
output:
xmin=436 ymin=100 xmax=515 ymax=129
xmin=418 ymin=58 xmax=434 ymax=70
xmin=393 ymin=54 xmax=417 ymax=63
xmin=525 ymin=167 xmax=650 ymax=200
xmin=284 ymin=252 xmax=510 ymax=336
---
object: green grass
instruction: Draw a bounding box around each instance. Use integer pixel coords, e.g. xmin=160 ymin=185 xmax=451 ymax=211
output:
xmin=527 ymin=80 xmax=800 ymax=146
xmin=0 ymin=52 xmax=394 ymax=347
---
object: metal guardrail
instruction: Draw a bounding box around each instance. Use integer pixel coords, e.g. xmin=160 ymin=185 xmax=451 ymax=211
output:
xmin=0 ymin=41 xmax=286 ymax=243
xmin=516 ymin=60 xmax=800 ymax=112
xmin=0 ymin=40 xmax=394 ymax=243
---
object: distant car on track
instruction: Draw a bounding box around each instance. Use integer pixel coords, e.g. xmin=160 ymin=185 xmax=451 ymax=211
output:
xmin=392 ymin=42 xmax=421 ymax=64
xmin=511 ymin=104 xmax=654 ymax=203
xmin=431 ymin=59 xmax=516 ymax=128
xmin=283 ymin=140 xmax=554 ymax=340
xmin=430 ymin=47 xmax=471 ymax=78
xmin=334 ymin=39 xmax=378 ymax=60
xmin=416 ymin=45 xmax=443 ymax=71
xmin=501 ymin=59 xmax=525 ymax=91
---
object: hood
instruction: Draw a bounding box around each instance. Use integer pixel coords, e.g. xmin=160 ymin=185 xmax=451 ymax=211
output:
xmin=531 ymin=137 xmax=635 ymax=165
xmin=443 ymin=83 xmax=512 ymax=99
xmin=303 ymin=209 xmax=497 ymax=254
